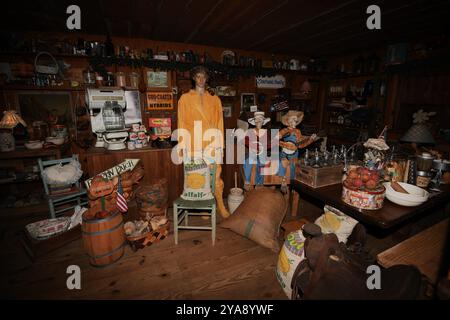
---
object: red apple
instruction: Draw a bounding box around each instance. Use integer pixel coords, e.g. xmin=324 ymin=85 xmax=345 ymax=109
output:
xmin=361 ymin=173 xmax=370 ymax=182
xmin=370 ymin=171 xmax=380 ymax=181
xmin=365 ymin=179 xmax=378 ymax=190
xmin=353 ymin=178 xmax=363 ymax=189
xmin=348 ymin=170 xmax=359 ymax=179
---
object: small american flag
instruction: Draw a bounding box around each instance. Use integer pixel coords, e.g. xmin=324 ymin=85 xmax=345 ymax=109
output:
xmin=116 ymin=175 xmax=128 ymax=213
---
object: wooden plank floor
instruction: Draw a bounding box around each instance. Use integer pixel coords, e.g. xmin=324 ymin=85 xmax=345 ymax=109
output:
xmin=377 ymin=219 xmax=449 ymax=284
xmin=0 ymin=211 xmax=287 ymax=300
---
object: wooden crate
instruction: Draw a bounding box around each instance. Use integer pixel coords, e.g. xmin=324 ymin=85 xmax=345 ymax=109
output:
xmin=295 ymin=164 xmax=344 ymax=188
xmin=21 ymin=225 xmax=81 ymax=261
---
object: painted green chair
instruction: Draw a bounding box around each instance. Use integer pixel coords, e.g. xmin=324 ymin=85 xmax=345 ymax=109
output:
xmin=38 ymin=154 xmax=88 ymax=218
xmin=173 ymin=163 xmax=217 ymax=245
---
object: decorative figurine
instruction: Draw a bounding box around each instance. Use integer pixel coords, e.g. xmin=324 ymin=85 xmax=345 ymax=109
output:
xmin=278 ymin=110 xmax=318 ymax=192
xmin=242 ymin=111 xmax=271 ymax=191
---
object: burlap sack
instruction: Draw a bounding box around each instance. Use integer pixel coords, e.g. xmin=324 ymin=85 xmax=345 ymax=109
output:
xmin=220 ymin=187 xmax=287 ymax=252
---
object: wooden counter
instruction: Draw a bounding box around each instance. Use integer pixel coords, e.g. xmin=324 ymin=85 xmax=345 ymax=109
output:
xmin=290 ymin=179 xmax=450 ymax=230
xmin=85 ymin=147 xmax=183 ymax=204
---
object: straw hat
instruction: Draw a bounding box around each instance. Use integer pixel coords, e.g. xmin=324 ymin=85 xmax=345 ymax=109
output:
xmin=248 ymin=111 xmax=270 ymax=126
xmin=281 ymin=110 xmax=304 ymax=126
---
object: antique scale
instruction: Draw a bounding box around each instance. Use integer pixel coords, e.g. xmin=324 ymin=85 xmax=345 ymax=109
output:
xmin=86 ymin=88 xmax=129 ymax=150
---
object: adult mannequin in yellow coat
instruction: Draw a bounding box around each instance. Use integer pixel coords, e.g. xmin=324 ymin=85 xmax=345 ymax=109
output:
xmin=177 ymin=66 xmax=230 ymax=219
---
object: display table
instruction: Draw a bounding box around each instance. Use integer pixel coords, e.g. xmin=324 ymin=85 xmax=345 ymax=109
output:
xmin=85 ymin=147 xmax=183 ymax=204
xmin=290 ymin=179 xmax=450 ymax=230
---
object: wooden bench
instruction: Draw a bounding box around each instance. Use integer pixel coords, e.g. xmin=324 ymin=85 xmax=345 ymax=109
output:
xmin=377 ymin=219 xmax=449 ymax=284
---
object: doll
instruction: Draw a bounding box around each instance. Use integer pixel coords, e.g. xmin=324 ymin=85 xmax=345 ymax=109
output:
xmin=278 ymin=110 xmax=317 ymax=192
xmin=242 ymin=111 xmax=271 ymax=191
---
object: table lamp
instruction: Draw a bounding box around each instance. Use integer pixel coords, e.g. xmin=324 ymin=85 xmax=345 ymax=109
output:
xmin=400 ymin=123 xmax=435 ymax=154
xmin=0 ymin=110 xmax=27 ymax=152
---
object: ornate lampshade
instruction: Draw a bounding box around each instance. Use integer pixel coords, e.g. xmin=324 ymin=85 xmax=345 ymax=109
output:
xmin=400 ymin=124 xmax=435 ymax=144
xmin=0 ymin=110 xmax=27 ymax=129
xmin=0 ymin=110 xmax=27 ymax=152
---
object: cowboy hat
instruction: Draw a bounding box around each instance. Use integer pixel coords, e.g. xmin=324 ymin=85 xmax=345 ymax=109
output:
xmin=248 ymin=111 xmax=270 ymax=126
xmin=281 ymin=110 xmax=304 ymax=127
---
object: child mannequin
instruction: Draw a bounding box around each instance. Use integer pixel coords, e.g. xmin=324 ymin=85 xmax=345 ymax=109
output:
xmin=278 ymin=110 xmax=317 ymax=192
xmin=243 ymin=111 xmax=271 ymax=191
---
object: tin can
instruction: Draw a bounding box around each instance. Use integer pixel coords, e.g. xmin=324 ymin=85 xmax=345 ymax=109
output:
xmin=127 ymin=141 xmax=135 ymax=150
xmin=129 ymin=132 xmax=138 ymax=141
xmin=138 ymin=131 xmax=146 ymax=140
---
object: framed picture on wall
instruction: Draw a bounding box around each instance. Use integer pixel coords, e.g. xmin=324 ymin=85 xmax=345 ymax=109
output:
xmin=222 ymin=103 xmax=233 ymax=118
xmin=241 ymin=93 xmax=255 ymax=112
xmin=146 ymin=69 xmax=172 ymax=89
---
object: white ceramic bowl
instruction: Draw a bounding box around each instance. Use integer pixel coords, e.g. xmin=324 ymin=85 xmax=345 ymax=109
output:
xmin=46 ymin=136 xmax=65 ymax=145
xmin=383 ymin=182 xmax=429 ymax=207
xmin=24 ymin=140 xmax=44 ymax=150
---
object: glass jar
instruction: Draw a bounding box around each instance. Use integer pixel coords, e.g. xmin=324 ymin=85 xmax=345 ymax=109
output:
xmin=51 ymin=124 xmax=68 ymax=139
xmin=105 ymin=72 xmax=115 ymax=86
xmin=32 ymin=121 xmax=49 ymax=141
xmin=102 ymin=101 xmax=125 ymax=131
xmin=95 ymin=73 xmax=104 ymax=87
xmin=83 ymin=69 xmax=95 ymax=86
xmin=129 ymin=72 xmax=140 ymax=88
xmin=116 ymin=72 xmax=126 ymax=87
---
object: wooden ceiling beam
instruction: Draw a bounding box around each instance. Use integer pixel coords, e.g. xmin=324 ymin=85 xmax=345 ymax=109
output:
xmin=216 ymin=0 xmax=260 ymax=33
xmin=227 ymin=0 xmax=290 ymax=40
xmin=246 ymin=0 xmax=360 ymax=50
xmin=184 ymin=0 xmax=225 ymax=43
xmin=151 ymin=0 xmax=166 ymax=39
xmin=309 ymin=18 xmax=447 ymax=56
xmin=257 ymin=0 xmax=449 ymax=55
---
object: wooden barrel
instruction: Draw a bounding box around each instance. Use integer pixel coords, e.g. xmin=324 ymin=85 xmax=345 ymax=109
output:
xmin=82 ymin=210 xmax=126 ymax=267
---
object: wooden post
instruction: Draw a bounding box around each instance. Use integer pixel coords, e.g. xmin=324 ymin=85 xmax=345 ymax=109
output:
xmin=290 ymin=190 xmax=299 ymax=217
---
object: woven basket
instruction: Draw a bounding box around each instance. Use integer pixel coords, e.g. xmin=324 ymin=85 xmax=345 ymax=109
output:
xmin=126 ymin=221 xmax=170 ymax=252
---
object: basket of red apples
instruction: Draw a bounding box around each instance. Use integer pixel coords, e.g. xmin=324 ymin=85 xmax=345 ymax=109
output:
xmin=342 ymin=166 xmax=385 ymax=210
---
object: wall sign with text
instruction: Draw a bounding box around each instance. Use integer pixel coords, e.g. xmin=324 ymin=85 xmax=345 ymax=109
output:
xmin=256 ymin=75 xmax=286 ymax=89
xmin=146 ymin=91 xmax=174 ymax=110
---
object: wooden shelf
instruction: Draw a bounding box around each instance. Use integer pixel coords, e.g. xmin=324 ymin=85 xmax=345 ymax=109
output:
xmin=0 ymin=202 xmax=49 ymax=217
xmin=0 ymin=84 xmax=86 ymax=91
xmin=0 ymin=176 xmax=40 ymax=185
xmin=88 ymin=56 xmax=328 ymax=77
xmin=0 ymin=51 xmax=90 ymax=60
xmin=0 ymin=147 xmax=63 ymax=160
xmin=330 ymin=72 xmax=378 ymax=80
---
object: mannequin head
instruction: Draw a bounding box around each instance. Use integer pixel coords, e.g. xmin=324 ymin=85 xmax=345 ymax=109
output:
xmin=281 ymin=110 xmax=304 ymax=129
xmin=191 ymin=66 xmax=209 ymax=92
xmin=248 ymin=111 xmax=270 ymax=130
xmin=254 ymin=114 xmax=265 ymax=130
xmin=287 ymin=115 xmax=299 ymax=128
